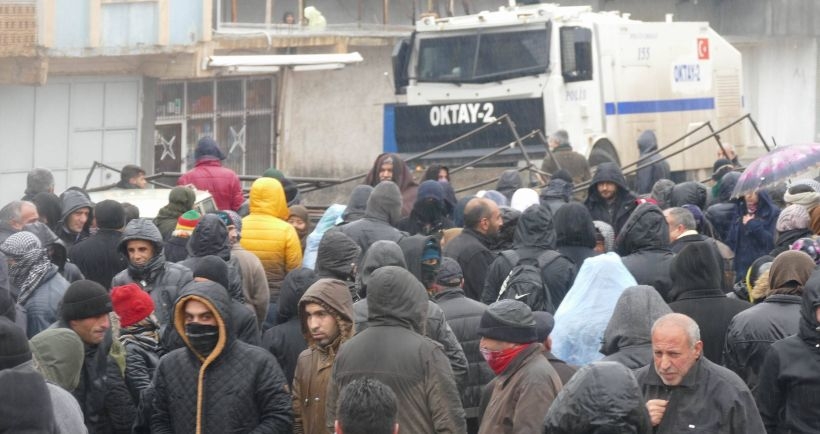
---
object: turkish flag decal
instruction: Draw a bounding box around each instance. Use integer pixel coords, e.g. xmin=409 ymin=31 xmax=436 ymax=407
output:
xmin=698 ymin=38 xmax=710 ymax=60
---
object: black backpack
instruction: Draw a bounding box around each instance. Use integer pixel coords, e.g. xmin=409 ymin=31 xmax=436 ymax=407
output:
xmin=496 ymin=250 xmax=559 ymax=312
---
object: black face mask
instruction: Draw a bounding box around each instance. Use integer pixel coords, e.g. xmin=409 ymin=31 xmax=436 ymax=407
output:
xmin=185 ymin=323 xmax=219 ymax=357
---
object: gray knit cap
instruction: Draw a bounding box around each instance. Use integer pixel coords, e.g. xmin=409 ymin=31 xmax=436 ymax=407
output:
xmin=477 ymin=299 xmax=537 ymax=344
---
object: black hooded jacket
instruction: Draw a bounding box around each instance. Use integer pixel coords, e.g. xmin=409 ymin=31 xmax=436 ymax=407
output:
xmin=69 ymin=228 xmax=127 ymax=289
xmin=177 ymin=215 xmax=243 ymax=303
xmin=335 ymin=181 xmax=405 ymax=268
xmin=635 ymin=130 xmax=671 ymax=195
xmin=756 ymin=272 xmax=820 ymax=433
xmin=58 ymin=189 xmax=94 ymax=250
xmin=262 ymin=268 xmax=318 ymax=385
xmin=112 ymin=219 xmax=193 ymax=329
xmin=338 ymin=185 xmax=372 ymax=225
xmin=669 ymin=181 xmax=708 ymax=209
xmin=615 ymin=203 xmax=676 ymax=300
xmin=314 ymin=230 xmax=360 ymax=301
xmin=544 ymin=361 xmax=652 ymax=434
xmin=600 ymin=286 xmax=672 ymax=369
xmin=539 ymin=178 xmax=572 ymax=217
xmin=496 ymin=169 xmax=522 ymax=202
xmin=705 ymin=171 xmax=740 ymax=242
xmin=553 ymin=203 xmax=597 ymax=270
xmin=482 ymin=204 xmax=577 ymax=309
xmin=584 ymin=162 xmax=637 ymax=234
xmin=151 ymin=281 xmax=293 ymax=433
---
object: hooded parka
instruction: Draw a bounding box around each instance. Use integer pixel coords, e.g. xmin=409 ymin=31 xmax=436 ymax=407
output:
xmin=616 ymin=203 xmax=676 ymax=300
xmin=635 ymin=130 xmax=671 ymax=195
xmin=584 ymin=162 xmax=637 ymax=234
xmin=364 ymin=153 xmax=419 ymax=217
xmin=726 ymin=189 xmax=780 ymax=283
xmin=292 ymin=279 xmax=354 ymax=434
xmin=326 ymin=266 xmax=466 ymax=434
xmin=335 ymin=181 xmax=405 ymax=267
xmin=58 ymin=190 xmax=93 ymax=250
xmin=600 ymin=285 xmax=672 ymax=369
xmin=553 ymin=202 xmax=598 ymax=271
xmin=705 ymin=171 xmax=740 ymax=242
xmin=153 ymin=187 xmax=196 ymax=241
xmin=151 ymin=280 xmax=293 ymax=433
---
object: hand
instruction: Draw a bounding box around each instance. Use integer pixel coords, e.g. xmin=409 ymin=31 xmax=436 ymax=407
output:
xmin=742 ymin=213 xmax=754 ymax=225
xmin=646 ymin=399 xmax=668 ymax=427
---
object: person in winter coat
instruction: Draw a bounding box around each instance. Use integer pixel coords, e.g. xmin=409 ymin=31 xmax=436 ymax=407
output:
xmin=338 ymin=185 xmax=372 ymax=225
xmin=151 ymin=280 xmax=293 ymax=433
xmin=69 ymin=200 xmax=127 ymax=289
xmin=396 ymin=179 xmax=454 ymax=236
xmin=584 ymin=162 xmax=637 ymax=234
xmin=615 ymin=202 xmax=676 ymax=300
xmin=0 ymin=231 xmax=69 ymax=337
xmin=153 ymin=186 xmax=196 ymax=241
xmin=0 ymin=200 xmax=39 ymax=244
xmin=650 ymin=179 xmax=675 ymax=209
xmin=241 ymin=177 xmax=303 ymax=327
xmin=756 ymin=271 xmax=820 ymax=433
xmin=600 ymin=285 xmax=672 ymax=369
xmin=726 ymin=189 xmax=781 ymax=284
xmin=58 ymin=189 xmax=93 ymax=251
xmin=262 ymin=267 xmax=319 ymax=385
xmin=162 ymin=210 xmax=200 ymax=263
xmin=177 ymin=214 xmax=243 ymax=302
xmin=705 ymin=171 xmax=740 ymax=241
xmin=482 ymin=204 xmax=577 ymax=310
xmin=431 ymin=257 xmax=493 ymax=433
xmin=477 ymin=299 xmax=562 ymax=434
xmin=176 ymin=137 xmax=244 ymax=211
xmin=543 ymin=361 xmax=651 ymax=434
xmin=326 ymin=266 xmax=466 ymax=433
xmin=443 ymin=198 xmax=501 ymax=301
xmin=32 ymin=191 xmax=63 ymax=233
xmin=770 ymin=204 xmax=811 ymax=256
xmin=635 ymin=313 xmax=764 ymax=433
xmin=667 ymin=241 xmax=751 ymax=363
xmin=540 ymin=130 xmax=591 ymax=201
xmin=635 ymin=130 xmax=671 ymax=195
xmin=365 ymin=153 xmax=418 ymax=217
xmin=335 ymin=180 xmax=406 ymax=268
xmin=354 ymin=240 xmax=469 ymax=387
xmin=22 ymin=220 xmax=83 ymax=283
xmin=553 ymin=202 xmax=597 ymax=270
xmin=302 ymin=204 xmax=346 ymax=270
xmin=0 ymin=317 xmax=60 ymax=433
xmin=496 ymin=169 xmax=522 ymax=203
xmin=292 ymin=278 xmax=354 ymax=434
xmin=30 ymin=327 xmax=90 ymax=434
xmin=533 ymin=311 xmax=577 ymax=385
xmin=59 ymin=280 xmax=136 ymax=433
xmin=314 ymin=230 xmax=360 ymax=302
xmin=287 ymin=205 xmax=313 ymax=252
xmin=539 ymin=169 xmax=573 ymax=215
xmin=111 ymin=219 xmax=193 ymax=332
xmin=723 ymin=250 xmax=814 ymax=393
xmin=398 ymin=233 xmax=442 ymax=292
xmin=668 ymin=181 xmax=708 ymax=209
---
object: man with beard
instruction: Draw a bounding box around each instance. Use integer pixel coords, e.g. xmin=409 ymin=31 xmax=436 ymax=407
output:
xmin=365 ymin=153 xmax=419 ymax=217
xmin=111 ymin=219 xmax=192 ymax=332
xmin=443 ymin=198 xmax=502 ymax=301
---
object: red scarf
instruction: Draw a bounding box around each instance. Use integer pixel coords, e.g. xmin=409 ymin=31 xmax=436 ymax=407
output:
xmin=481 ymin=344 xmax=530 ymax=375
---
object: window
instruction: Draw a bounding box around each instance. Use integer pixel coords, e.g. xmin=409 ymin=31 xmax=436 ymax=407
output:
xmin=416 ymin=25 xmax=550 ymax=84
xmin=560 ymin=26 xmax=593 ymax=82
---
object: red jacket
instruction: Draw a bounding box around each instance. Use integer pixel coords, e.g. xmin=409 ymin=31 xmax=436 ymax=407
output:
xmin=177 ymin=158 xmax=244 ymax=211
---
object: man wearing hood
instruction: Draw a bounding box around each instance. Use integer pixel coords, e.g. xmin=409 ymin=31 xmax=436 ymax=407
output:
xmin=216 ymin=210 xmax=269 ymax=326
xmin=668 ymin=181 xmax=708 ymax=210
xmin=338 ymin=185 xmax=372 ymax=225
xmin=177 ymin=137 xmax=244 ymax=211
xmin=726 ymin=189 xmax=780 ymax=284
xmin=241 ymin=177 xmax=303 ymax=327
xmin=263 ymin=268 xmax=319 ymax=384
xmin=540 ymin=130 xmax=591 ymax=201
xmin=600 ymin=286 xmax=672 ymax=369
xmin=178 ymin=214 xmax=243 ymax=303
xmin=314 ymin=230 xmax=360 ymax=302
xmin=543 ymin=361 xmax=651 ymax=434
xmin=293 ymin=278 xmax=355 ymax=434
xmin=667 ymin=241 xmax=751 ymax=362
xmin=444 ymin=197 xmax=502 ymax=301
xmin=288 ymin=205 xmax=313 ymax=252
xmin=553 ymin=202 xmax=598 ymax=271
xmin=482 ymin=204 xmax=577 ymax=310
xmin=69 ymin=200 xmax=127 ymax=290
xmin=477 ymin=300 xmax=562 ymax=434
xmin=635 ymin=313 xmax=764 ymax=433
xmin=326 ymin=266 xmax=466 ymax=433
xmin=336 ymin=181 xmax=406 ymax=266
xmin=757 ymin=270 xmax=820 ymax=433
xmin=616 ymin=203 xmax=676 ymax=301
xmin=705 ymin=171 xmax=740 ymax=242
xmin=153 ymin=186 xmax=196 ymax=241
xmin=496 ymin=170 xmax=522 ymax=203
xmin=151 ymin=280 xmax=293 ymax=433
xmin=539 ymin=169 xmax=574 ymax=215
xmin=111 ymin=219 xmax=193 ymax=331
xmin=635 ymin=130 xmax=670 ymax=195
xmin=365 ymin=153 xmax=418 ymax=217
xmin=59 ymin=189 xmax=93 ymax=251
xmin=397 ymin=179 xmax=454 ymax=236
xmin=354 ymin=240 xmax=468 ymax=387
xmin=584 ymin=162 xmax=637 ymax=234
xmin=724 ymin=250 xmax=814 ymax=393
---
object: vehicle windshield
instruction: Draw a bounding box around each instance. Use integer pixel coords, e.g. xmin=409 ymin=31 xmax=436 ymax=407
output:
xmin=415 ymin=24 xmax=550 ymax=84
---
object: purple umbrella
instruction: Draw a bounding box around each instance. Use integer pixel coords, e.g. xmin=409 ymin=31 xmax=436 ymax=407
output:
xmin=732 ymin=143 xmax=820 ymax=197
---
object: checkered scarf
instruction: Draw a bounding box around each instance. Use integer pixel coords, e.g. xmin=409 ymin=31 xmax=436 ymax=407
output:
xmin=0 ymin=232 xmax=52 ymax=305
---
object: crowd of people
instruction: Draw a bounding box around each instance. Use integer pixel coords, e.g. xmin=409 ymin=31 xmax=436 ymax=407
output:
xmin=1 ymin=133 xmax=819 ymax=433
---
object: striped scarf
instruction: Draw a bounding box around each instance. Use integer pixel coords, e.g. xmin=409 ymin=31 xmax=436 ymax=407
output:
xmin=1 ymin=232 xmax=52 ymax=305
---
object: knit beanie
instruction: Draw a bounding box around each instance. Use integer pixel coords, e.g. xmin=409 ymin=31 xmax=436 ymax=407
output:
xmin=0 ymin=317 xmax=30 ymax=370
xmin=94 ymin=199 xmax=126 ymax=230
xmin=176 ymin=210 xmax=202 ymax=232
xmin=477 ymin=299 xmax=537 ymax=344
xmin=193 ymin=255 xmax=230 ymax=291
xmin=111 ymin=283 xmax=155 ymax=327
xmin=216 ymin=210 xmax=243 ymax=236
xmin=776 ymin=204 xmax=810 ymax=232
xmin=61 ymin=280 xmax=112 ymax=322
